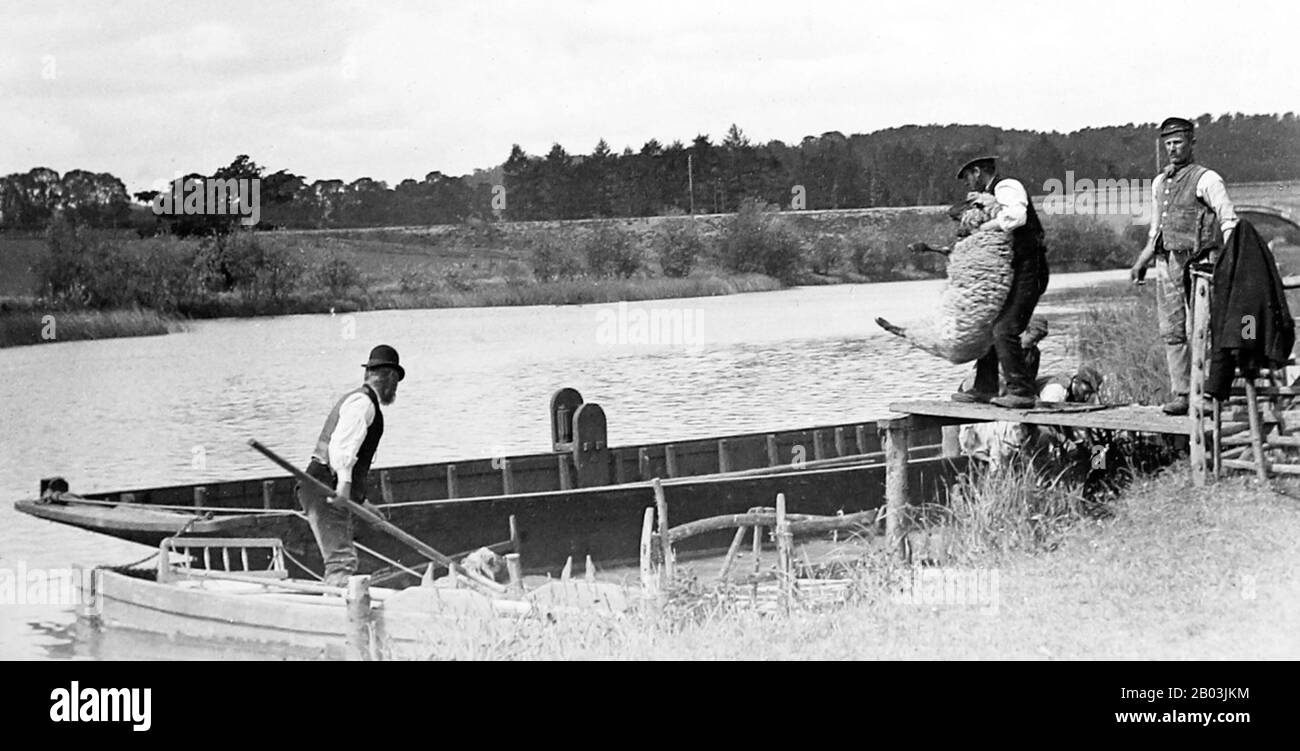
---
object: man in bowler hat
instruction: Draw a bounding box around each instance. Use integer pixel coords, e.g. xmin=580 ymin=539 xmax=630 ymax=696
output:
xmin=1129 ymin=117 xmax=1238 ymax=415
xmin=298 ymin=344 xmax=405 ymax=586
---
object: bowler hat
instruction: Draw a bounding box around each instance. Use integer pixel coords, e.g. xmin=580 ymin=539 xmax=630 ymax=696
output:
xmin=1159 ymin=117 xmax=1194 ymax=137
xmin=956 ymin=155 xmax=997 ymax=180
xmin=362 ymin=344 xmax=405 ymax=381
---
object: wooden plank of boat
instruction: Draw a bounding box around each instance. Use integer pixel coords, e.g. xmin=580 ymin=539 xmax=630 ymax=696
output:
xmin=17 ymin=391 xmax=945 ymax=517
xmin=15 ymin=499 xmax=256 ymax=537
xmin=25 ymin=452 xmax=967 ymax=579
xmin=90 ymin=564 xmax=634 ymax=659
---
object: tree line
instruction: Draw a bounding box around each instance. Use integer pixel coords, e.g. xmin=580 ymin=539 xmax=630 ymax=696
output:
xmin=3 ymin=112 xmax=1297 ymax=232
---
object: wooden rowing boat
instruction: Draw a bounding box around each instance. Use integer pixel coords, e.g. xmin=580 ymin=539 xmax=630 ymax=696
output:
xmin=17 ymin=388 xmax=964 ymax=580
xmin=82 ymin=537 xmax=634 ymax=660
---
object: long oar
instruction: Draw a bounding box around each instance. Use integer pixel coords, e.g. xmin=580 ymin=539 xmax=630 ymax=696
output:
xmin=247 ymin=439 xmax=506 ymax=595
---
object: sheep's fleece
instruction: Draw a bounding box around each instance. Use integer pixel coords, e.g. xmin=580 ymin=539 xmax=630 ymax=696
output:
xmin=876 ymin=200 xmax=1013 ymax=363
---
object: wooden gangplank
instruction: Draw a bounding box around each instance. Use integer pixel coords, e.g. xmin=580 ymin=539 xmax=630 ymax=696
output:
xmin=875 ymin=400 xmax=1199 ymax=556
xmin=887 ymin=400 xmax=1191 ymax=435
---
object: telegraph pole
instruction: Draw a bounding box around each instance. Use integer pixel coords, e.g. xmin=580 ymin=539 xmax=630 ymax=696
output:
xmin=687 ymin=153 xmax=695 ymax=216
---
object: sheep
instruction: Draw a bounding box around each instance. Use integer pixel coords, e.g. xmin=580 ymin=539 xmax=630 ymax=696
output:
xmin=874 ymin=195 xmax=1014 ymax=363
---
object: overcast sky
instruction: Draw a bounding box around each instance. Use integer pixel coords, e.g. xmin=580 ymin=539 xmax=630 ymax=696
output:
xmin=2 ymin=0 xmax=1297 ymax=193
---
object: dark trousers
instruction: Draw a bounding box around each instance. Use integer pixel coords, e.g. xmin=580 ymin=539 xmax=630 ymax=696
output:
xmin=974 ymin=251 xmax=1050 ymax=397
xmin=296 ymin=460 xmax=359 ymax=586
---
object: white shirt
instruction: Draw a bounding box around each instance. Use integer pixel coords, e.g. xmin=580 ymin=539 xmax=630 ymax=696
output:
xmin=324 ymin=391 xmax=377 ymax=485
xmin=989 ymin=178 xmax=1029 ymax=232
xmin=1147 ymin=167 xmax=1238 ymax=244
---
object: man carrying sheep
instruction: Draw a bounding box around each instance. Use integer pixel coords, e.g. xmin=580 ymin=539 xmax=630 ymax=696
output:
xmin=950 ymin=156 xmax=1050 ymax=409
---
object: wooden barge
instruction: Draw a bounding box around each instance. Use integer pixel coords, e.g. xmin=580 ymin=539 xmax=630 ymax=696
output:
xmin=17 ymin=389 xmax=965 ymax=579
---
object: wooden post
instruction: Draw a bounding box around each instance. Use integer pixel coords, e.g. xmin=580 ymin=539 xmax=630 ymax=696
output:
xmin=718 ymin=526 xmax=748 ymax=582
xmin=445 ymin=464 xmax=458 ymax=499
xmin=585 ymin=555 xmax=596 ymax=582
xmin=775 ymin=492 xmax=793 ymax=610
xmin=1212 ymin=397 xmax=1223 ymax=479
xmin=261 ymin=480 xmax=275 ymax=510
xmin=345 ymin=575 xmax=373 ymax=662
xmin=557 ymin=454 xmax=573 ymax=490
xmin=560 ymin=556 xmax=573 ymax=581
xmin=653 ymin=478 xmax=674 ymax=582
xmin=500 ymin=459 xmax=515 ymax=495
xmin=834 ymin=427 xmax=847 ymax=457
xmin=856 ymin=425 xmax=870 ymax=455
xmin=880 ymin=416 xmax=910 ymax=556
xmin=193 ymin=486 xmax=207 ymax=509
xmin=639 ymin=507 xmax=660 ymax=596
xmin=508 ymin=515 xmax=520 ymax=553
xmin=718 ymin=439 xmax=732 ymax=473
xmin=941 ymin=426 xmax=961 ymax=458
xmin=766 ymin=434 xmax=779 ymax=467
xmin=638 ymin=448 xmax=651 ymax=480
xmin=1244 ymin=379 xmax=1270 ymax=482
xmin=614 ymin=450 xmax=627 ymax=484
xmin=665 ymin=444 xmax=679 ymax=478
xmin=505 ymin=553 xmax=523 ymax=595
xmin=379 ymin=471 xmax=394 ymax=505
xmin=813 ymin=431 xmax=827 ymax=461
xmin=1189 ymin=272 xmax=1211 ymax=487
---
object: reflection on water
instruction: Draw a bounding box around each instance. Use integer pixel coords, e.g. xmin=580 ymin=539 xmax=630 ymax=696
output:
xmin=0 ymin=270 xmax=1120 ymax=659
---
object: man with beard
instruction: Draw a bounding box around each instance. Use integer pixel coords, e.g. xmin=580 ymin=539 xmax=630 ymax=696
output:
xmin=298 ymin=344 xmax=405 ymax=586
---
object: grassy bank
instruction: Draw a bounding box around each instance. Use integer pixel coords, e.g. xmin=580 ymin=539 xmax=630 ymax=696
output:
xmin=0 ymin=301 xmax=183 ymax=348
xmin=0 ymin=204 xmax=1136 ymax=337
xmin=403 ymin=470 xmax=1298 ymax=660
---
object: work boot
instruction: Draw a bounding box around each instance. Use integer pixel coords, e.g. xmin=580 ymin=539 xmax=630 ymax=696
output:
xmin=991 ymin=394 xmax=1037 ymax=409
xmin=1161 ymin=395 xmax=1189 ymax=415
xmin=951 ymin=390 xmax=995 ymax=404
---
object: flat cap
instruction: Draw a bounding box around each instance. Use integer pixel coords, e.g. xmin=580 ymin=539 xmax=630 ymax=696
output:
xmin=1159 ymin=117 xmax=1194 ymax=137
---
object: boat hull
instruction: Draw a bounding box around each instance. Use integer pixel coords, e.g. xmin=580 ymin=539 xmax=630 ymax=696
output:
xmin=25 ymin=455 xmax=964 ymax=577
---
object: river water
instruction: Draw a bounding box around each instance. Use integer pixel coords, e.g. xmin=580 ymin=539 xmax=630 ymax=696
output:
xmin=0 ymin=270 xmax=1123 ymax=659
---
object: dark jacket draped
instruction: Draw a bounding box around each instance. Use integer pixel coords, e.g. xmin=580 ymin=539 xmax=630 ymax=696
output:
xmin=1205 ymin=219 xmax=1295 ymax=399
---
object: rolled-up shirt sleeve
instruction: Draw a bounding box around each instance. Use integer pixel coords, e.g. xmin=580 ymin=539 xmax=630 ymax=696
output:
xmin=992 ymin=179 xmax=1028 ymax=231
xmin=1196 ymin=169 xmax=1238 ymax=241
xmin=327 ymin=393 xmax=375 ymax=487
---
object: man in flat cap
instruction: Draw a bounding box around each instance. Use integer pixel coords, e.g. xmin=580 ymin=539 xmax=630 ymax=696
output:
xmin=951 ymin=155 xmax=1050 ymax=409
xmin=298 ymin=344 xmax=405 ymax=586
xmin=1129 ymin=117 xmax=1238 ymax=415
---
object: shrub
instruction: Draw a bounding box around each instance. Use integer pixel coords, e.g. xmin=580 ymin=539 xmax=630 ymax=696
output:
xmin=718 ymin=198 xmax=804 ymax=283
xmin=1040 ymin=215 xmax=1129 ymax=271
xmin=440 ymin=264 xmax=475 ymax=292
xmin=501 ymin=259 xmax=531 ymax=285
xmin=845 ymin=226 xmax=913 ymax=280
xmin=653 ymin=218 xmax=704 ymax=278
xmin=192 ymin=231 xmax=303 ymax=302
xmin=529 ymin=236 xmax=584 ymax=282
xmin=314 ymin=250 xmax=363 ymax=296
xmin=582 ymin=223 xmax=643 ymax=278
xmin=807 ymin=235 xmax=843 ymax=276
